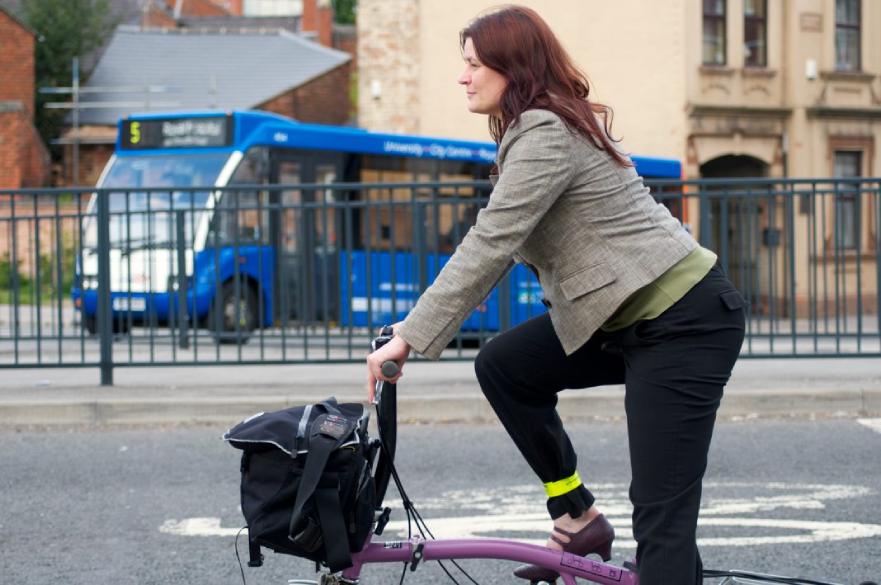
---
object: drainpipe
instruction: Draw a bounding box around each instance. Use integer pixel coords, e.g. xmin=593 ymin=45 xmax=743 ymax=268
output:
xmin=781 ymin=130 xmax=789 ymax=178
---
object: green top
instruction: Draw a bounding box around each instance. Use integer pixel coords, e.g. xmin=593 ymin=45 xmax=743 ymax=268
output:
xmin=601 ymin=246 xmax=718 ymax=331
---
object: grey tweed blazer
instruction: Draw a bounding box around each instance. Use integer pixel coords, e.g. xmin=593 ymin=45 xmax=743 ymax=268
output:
xmin=397 ymin=109 xmax=697 ymax=360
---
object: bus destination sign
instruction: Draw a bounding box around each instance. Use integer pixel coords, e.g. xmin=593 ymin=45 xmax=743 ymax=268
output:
xmin=121 ymin=116 xmax=233 ymax=150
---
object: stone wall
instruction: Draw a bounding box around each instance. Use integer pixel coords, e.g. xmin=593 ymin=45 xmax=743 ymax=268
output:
xmin=357 ymin=0 xmax=420 ymax=133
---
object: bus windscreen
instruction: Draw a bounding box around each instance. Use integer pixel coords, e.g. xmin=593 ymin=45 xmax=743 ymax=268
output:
xmin=89 ymin=153 xmax=229 ymax=249
xmin=102 ymin=153 xmax=228 ymax=190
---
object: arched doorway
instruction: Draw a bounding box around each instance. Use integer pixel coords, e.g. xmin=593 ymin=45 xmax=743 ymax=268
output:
xmin=699 ymin=155 xmax=770 ymax=310
xmin=701 ymin=155 xmax=768 ymax=179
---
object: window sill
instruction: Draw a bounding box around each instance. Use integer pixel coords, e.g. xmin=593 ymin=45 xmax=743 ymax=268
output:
xmin=820 ymin=70 xmax=876 ymax=83
xmin=742 ymin=67 xmax=777 ymax=78
xmin=699 ymin=65 xmax=735 ymax=76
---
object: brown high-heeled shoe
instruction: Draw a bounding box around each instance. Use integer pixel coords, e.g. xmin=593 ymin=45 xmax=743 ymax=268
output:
xmin=513 ymin=513 xmax=614 ymax=582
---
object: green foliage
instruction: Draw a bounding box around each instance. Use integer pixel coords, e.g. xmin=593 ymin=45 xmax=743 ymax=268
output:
xmin=0 ymin=255 xmax=13 ymax=293
xmin=0 ymin=243 xmax=76 ymax=305
xmin=332 ymin=0 xmax=356 ymax=25
xmin=22 ymin=0 xmax=119 ymax=151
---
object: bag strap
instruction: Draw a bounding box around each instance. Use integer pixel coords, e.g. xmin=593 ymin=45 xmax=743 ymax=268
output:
xmin=314 ymin=486 xmax=352 ymax=572
xmin=319 ymin=397 xmax=341 ymax=415
xmin=247 ymin=533 xmax=264 ymax=567
xmin=287 ymin=413 xmax=357 ymax=552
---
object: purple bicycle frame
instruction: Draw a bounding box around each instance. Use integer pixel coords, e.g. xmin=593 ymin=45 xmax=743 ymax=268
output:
xmin=342 ymin=534 xmax=638 ymax=585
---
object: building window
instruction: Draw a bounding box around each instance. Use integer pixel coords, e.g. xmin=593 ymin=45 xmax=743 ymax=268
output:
xmin=744 ymin=0 xmax=767 ymax=67
xmin=833 ymin=151 xmax=861 ymax=249
xmin=703 ymin=0 xmax=726 ymax=65
xmin=835 ymin=0 xmax=861 ymax=72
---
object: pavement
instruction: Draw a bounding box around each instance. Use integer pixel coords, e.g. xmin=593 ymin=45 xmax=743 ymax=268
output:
xmin=1 ymin=356 xmax=880 ymax=426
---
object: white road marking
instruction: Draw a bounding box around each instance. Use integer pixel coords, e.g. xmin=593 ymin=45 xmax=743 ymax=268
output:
xmin=857 ymin=418 xmax=881 ymax=434
xmin=160 ymin=517 xmax=243 ymax=537
xmin=161 ymin=481 xmax=881 ymax=549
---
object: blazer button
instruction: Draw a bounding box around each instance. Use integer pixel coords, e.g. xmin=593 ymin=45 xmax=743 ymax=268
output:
xmin=541 ymin=298 xmax=552 ymax=309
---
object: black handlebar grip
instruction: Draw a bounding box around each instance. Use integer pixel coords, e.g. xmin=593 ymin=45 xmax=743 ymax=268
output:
xmin=381 ymin=361 xmax=400 ymax=378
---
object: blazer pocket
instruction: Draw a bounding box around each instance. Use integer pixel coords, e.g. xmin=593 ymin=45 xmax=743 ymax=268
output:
xmin=558 ymin=262 xmax=617 ymax=301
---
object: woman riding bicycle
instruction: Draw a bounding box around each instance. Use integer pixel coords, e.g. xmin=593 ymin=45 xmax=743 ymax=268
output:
xmin=366 ymin=6 xmax=746 ymax=585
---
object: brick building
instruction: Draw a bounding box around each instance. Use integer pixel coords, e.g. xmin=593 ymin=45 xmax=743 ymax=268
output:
xmin=0 ymin=6 xmax=49 ymax=189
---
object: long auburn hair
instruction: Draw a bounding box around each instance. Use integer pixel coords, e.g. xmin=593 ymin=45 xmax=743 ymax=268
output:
xmin=461 ymin=5 xmax=630 ymax=167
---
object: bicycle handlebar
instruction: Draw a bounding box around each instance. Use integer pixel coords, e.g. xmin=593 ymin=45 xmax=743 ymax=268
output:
xmin=380 ymin=361 xmax=400 ymax=378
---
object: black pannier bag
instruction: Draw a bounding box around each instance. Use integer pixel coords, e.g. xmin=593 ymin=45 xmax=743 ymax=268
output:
xmin=224 ymin=398 xmax=376 ymax=572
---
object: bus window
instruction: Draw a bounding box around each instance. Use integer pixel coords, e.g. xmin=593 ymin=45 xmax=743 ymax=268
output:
xmin=354 ymin=156 xmax=493 ymax=252
xmin=270 ymin=154 xmax=343 ymax=324
xmin=359 ymin=156 xmax=424 ymax=251
xmin=212 ymin=148 xmax=270 ymax=245
xmin=277 ymin=160 xmax=302 ymax=254
xmin=434 ymin=160 xmax=486 ymax=252
xmin=315 ymin=163 xmax=339 ymax=252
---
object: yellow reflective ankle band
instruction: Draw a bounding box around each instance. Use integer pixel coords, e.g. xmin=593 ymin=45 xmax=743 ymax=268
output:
xmin=543 ymin=472 xmax=582 ymax=498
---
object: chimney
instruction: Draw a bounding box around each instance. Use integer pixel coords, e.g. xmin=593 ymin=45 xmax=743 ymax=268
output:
xmin=302 ymin=0 xmax=333 ymax=47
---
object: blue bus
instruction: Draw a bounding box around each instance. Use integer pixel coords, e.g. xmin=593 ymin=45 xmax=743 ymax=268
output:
xmin=73 ymin=110 xmax=681 ymax=340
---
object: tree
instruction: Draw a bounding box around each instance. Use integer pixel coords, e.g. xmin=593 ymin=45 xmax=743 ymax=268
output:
xmin=22 ymin=0 xmax=118 ymax=151
xmin=332 ymin=0 xmax=356 ymax=25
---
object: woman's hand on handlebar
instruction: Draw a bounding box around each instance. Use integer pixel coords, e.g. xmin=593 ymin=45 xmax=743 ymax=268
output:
xmin=367 ymin=323 xmax=410 ymax=402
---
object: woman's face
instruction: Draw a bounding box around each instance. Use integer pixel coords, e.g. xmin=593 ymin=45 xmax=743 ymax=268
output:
xmin=458 ymin=37 xmax=507 ymax=117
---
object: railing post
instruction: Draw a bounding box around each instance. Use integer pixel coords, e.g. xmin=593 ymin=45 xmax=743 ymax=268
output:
xmin=413 ymin=200 xmax=427 ymax=293
xmin=10 ymin=194 xmax=20 ymax=363
xmin=176 ymin=210 xmax=189 ymax=350
xmin=698 ymin=188 xmax=712 ymax=249
xmin=96 ymin=190 xmax=114 ymax=386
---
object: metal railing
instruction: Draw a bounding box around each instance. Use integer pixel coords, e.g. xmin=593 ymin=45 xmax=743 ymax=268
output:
xmin=1 ymin=178 xmax=878 ymax=384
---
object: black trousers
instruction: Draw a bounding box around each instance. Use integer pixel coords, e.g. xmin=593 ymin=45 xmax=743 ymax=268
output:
xmin=474 ymin=267 xmax=745 ymax=585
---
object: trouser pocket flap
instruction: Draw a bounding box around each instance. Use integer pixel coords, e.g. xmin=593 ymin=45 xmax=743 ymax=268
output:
xmin=720 ymin=290 xmax=745 ymax=310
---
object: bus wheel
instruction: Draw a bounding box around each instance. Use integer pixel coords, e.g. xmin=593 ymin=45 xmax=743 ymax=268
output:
xmin=211 ymin=281 xmax=258 ymax=344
